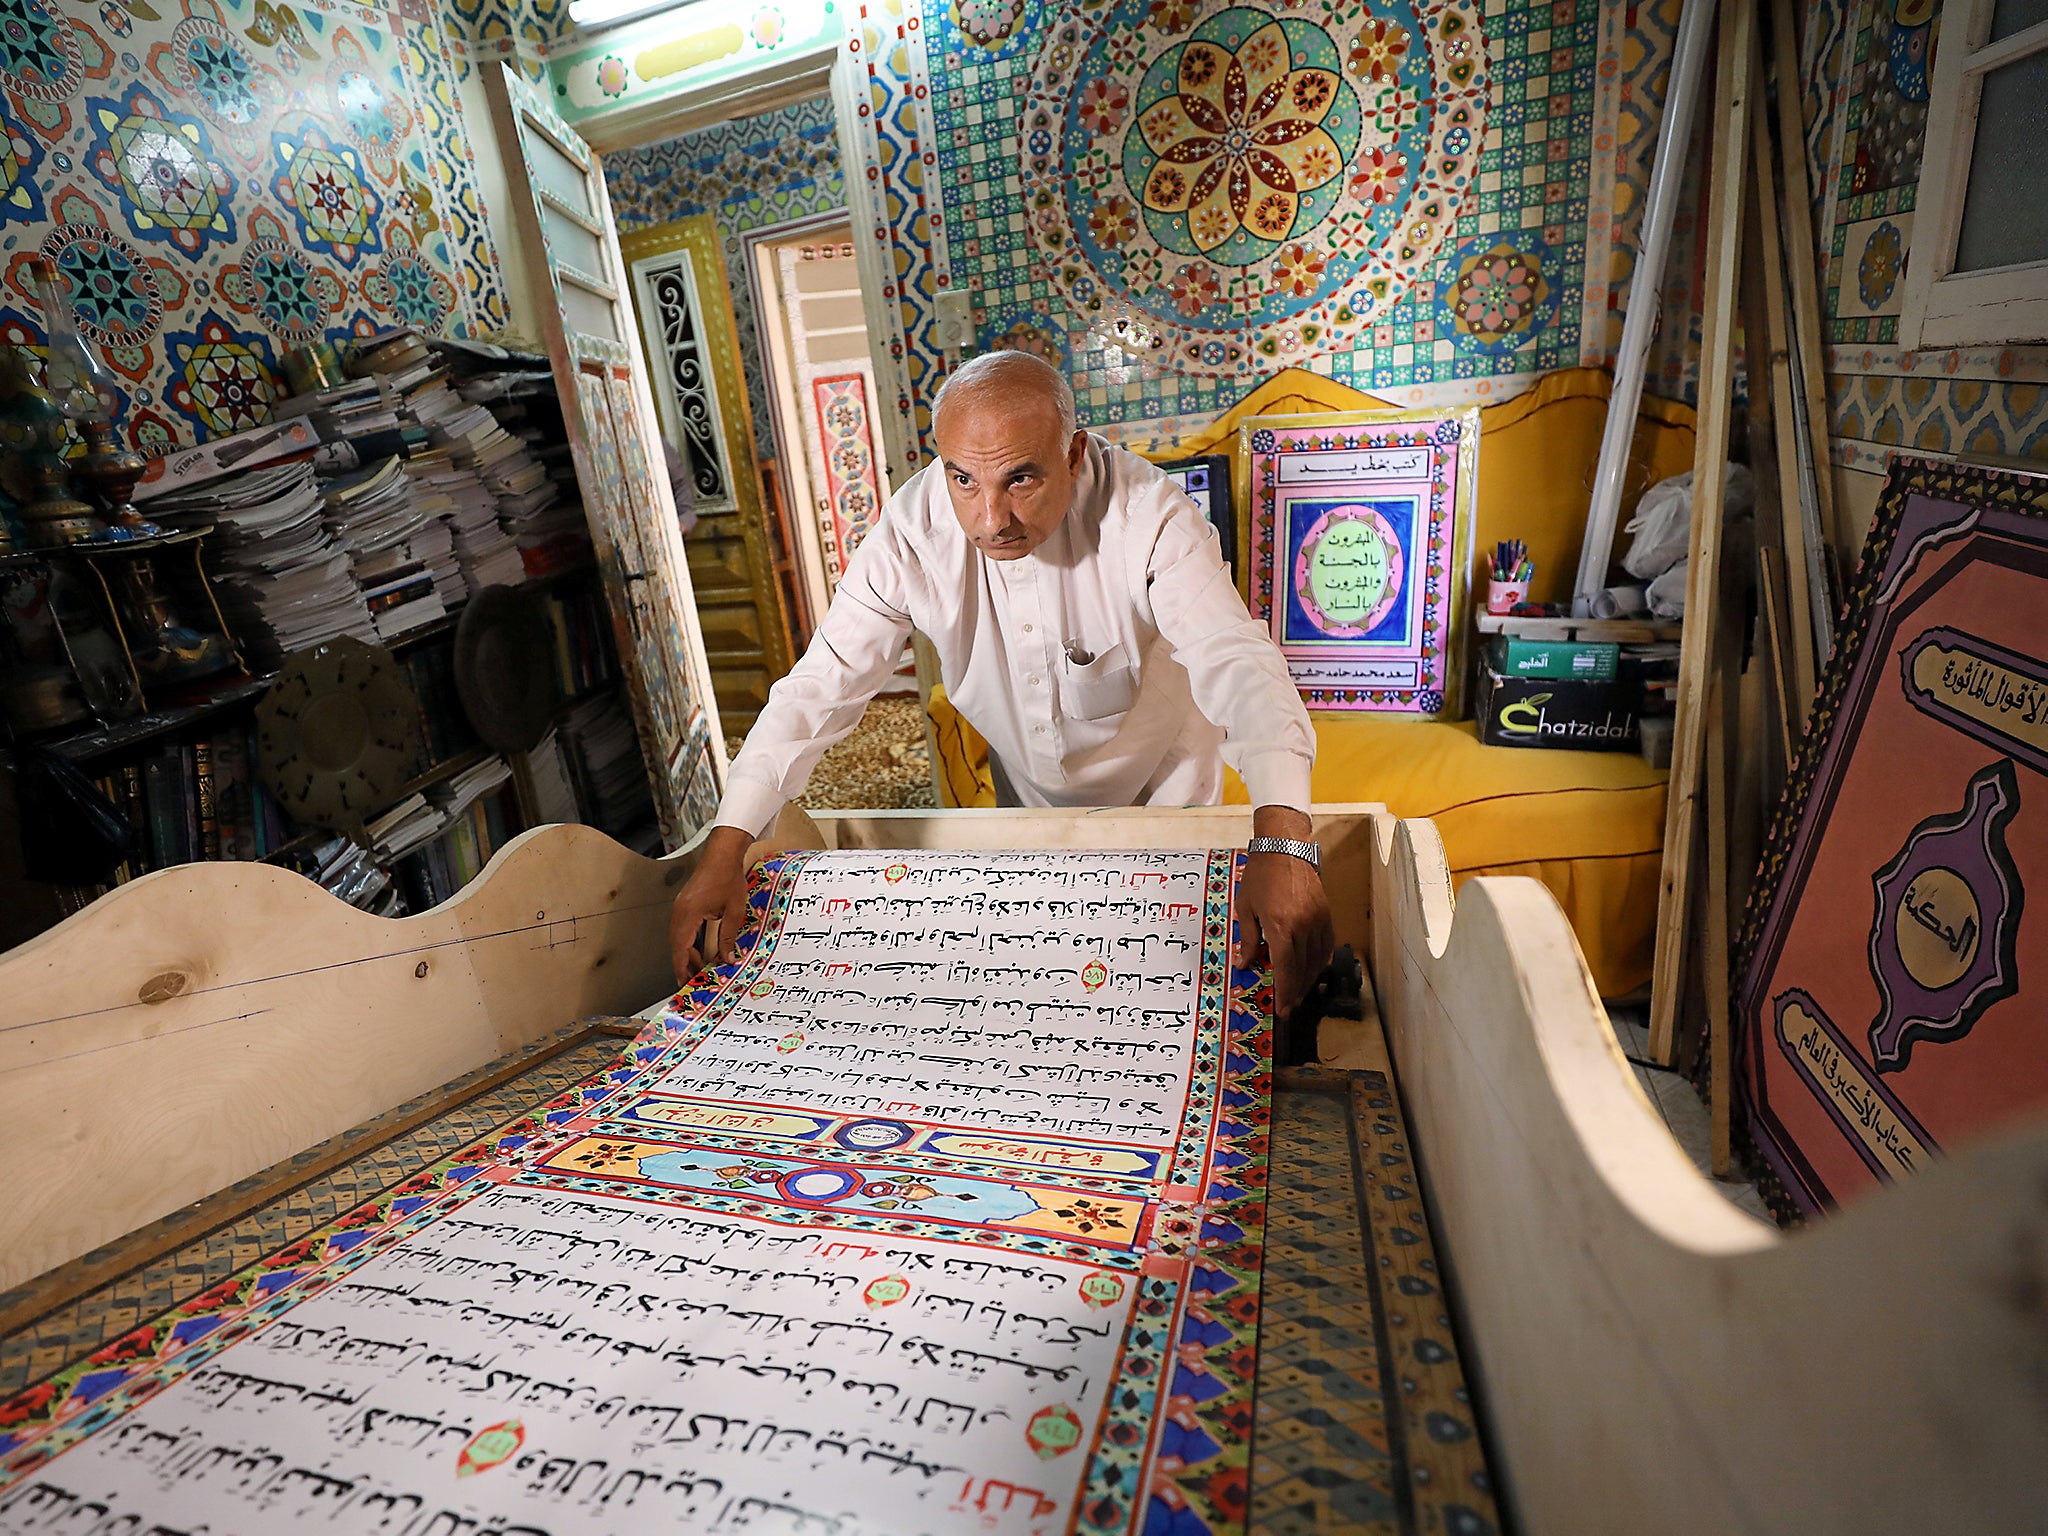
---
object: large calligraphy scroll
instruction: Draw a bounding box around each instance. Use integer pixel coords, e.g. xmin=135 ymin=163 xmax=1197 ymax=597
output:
xmin=0 ymin=850 xmax=1271 ymax=1536
xmin=1736 ymin=456 xmax=2048 ymax=1215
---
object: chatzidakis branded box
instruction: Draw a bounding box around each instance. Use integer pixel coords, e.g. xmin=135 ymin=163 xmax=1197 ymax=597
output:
xmin=1477 ymin=667 xmax=1644 ymax=751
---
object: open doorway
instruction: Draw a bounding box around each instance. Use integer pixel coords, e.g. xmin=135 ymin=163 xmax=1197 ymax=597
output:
xmin=748 ymin=219 xmax=894 ymax=626
xmin=599 ymin=93 xmax=929 ymax=802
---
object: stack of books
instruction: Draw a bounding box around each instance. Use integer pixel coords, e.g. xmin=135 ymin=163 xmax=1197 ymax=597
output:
xmin=557 ymin=693 xmax=652 ymax=837
xmin=319 ymin=457 xmax=448 ymax=641
xmin=142 ymin=457 xmax=378 ymax=663
xmin=443 ymin=352 xmax=593 ymax=576
xmin=84 ymin=722 xmax=294 ymax=881
xmin=274 ymin=373 xmax=426 ymax=466
xmin=373 ymin=753 xmax=521 ymax=911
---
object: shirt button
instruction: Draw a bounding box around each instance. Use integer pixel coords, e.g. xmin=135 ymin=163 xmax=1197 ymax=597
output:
xmin=1029 ymin=675 xmax=1041 ymax=686
xmin=1022 ymin=623 xmax=1033 ymax=633
xmin=1034 ymin=724 xmax=1046 ymax=735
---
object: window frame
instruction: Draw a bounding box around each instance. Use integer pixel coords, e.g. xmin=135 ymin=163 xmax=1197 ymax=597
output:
xmin=1897 ymin=2 xmax=2048 ymax=349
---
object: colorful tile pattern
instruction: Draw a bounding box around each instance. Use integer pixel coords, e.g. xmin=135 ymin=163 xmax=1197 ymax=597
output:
xmin=604 ymin=94 xmax=845 ymax=451
xmin=1803 ymin=0 xmax=2048 ymax=470
xmin=907 ymin=0 xmax=1604 ymax=452
xmin=0 ymin=0 xmax=509 ymax=456
xmin=812 ymin=368 xmax=886 ymax=579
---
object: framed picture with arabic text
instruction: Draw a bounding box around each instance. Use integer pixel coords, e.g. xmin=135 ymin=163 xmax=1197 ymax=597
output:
xmin=1735 ymin=454 xmax=2048 ymax=1216
xmin=1238 ymin=408 xmax=1477 ymax=716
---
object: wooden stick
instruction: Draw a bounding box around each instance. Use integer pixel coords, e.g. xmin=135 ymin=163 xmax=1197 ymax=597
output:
xmin=1738 ymin=181 xmax=1798 ymax=767
xmin=1757 ymin=547 xmax=1798 ymax=762
xmin=1706 ymin=663 xmax=1734 ymax=1178
xmin=1769 ymin=0 xmax=1841 ymax=569
xmin=1648 ymin=0 xmax=1755 ymax=1064
xmin=1747 ymin=16 xmax=1820 ymax=712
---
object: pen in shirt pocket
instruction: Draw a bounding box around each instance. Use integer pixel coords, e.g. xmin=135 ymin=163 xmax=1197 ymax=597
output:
xmin=1063 ymin=641 xmax=1095 ymax=666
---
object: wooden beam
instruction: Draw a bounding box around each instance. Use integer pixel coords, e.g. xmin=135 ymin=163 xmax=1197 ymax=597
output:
xmin=1748 ymin=14 xmax=1820 ymax=712
xmin=1705 ymin=663 xmax=1733 ymax=1178
xmin=1649 ymin=0 xmax=1755 ymax=1063
xmin=1769 ymin=0 xmax=1841 ymax=565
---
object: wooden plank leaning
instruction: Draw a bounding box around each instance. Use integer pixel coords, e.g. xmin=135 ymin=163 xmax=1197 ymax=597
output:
xmin=1648 ymin=0 xmax=1754 ymax=1064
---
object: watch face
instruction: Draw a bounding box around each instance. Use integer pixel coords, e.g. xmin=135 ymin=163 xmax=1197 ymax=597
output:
xmin=256 ymin=636 xmax=422 ymax=833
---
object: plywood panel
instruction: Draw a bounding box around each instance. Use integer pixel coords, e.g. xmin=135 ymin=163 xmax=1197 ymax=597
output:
xmin=1369 ymin=811 xmax=2048 ymax=1533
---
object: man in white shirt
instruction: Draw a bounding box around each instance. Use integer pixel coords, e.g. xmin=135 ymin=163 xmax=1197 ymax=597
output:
xmin=670 ymin=351 xmax=1333 ymax=1008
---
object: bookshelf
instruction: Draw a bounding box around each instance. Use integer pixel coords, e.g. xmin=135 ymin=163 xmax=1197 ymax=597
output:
xmin=0 ymin=330 xmax=663 ymax=950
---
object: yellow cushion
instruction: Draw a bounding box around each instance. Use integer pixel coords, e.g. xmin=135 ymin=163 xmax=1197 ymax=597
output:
xmin=928 ymin=681 xmax=996 ymax=808
xmin=1221 ymin=715 xmax=1666 ymax=997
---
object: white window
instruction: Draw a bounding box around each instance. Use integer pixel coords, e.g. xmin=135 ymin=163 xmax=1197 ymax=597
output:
xmin=1897 ymin=0 xmax=2048 ymax=348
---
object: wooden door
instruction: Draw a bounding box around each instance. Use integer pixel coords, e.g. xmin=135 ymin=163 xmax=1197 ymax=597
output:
xmin=622 ymin=215 xmax=794 ymax=732
xmin=774 ymin=237 xmax=891 ymax=595
xmin=482 ymin=65 xmax=723 ymax=847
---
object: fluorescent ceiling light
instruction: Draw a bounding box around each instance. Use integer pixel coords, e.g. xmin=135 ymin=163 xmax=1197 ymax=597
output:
xmin=567 ymin=0 xmax=694 ymax=32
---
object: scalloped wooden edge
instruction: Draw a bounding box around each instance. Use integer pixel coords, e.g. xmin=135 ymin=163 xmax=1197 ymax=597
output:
xmin=1370 ymin=811 xmax=2047 ymax=1532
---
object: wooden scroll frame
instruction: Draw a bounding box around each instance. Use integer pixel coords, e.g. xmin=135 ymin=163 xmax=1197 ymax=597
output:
xmin=3 ymin=807 xmax=2045 ymax=1529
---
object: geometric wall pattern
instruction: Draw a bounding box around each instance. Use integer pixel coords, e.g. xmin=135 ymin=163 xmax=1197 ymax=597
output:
xmin=0 ymin=0 xmax=514 ymax=455
xmin=924 ymin=0 xmax=1626 ymax=451
xmin=1804 ymin=0 xmax=2048 ymax=471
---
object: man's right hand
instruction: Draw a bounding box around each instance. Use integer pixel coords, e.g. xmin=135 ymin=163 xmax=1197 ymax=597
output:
xmin=668 ymin=825 xmax=757 ymax=983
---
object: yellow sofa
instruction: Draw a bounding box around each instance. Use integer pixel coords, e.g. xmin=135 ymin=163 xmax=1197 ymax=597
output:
xmin=928 ymin=365 xmax=1695 ymax=997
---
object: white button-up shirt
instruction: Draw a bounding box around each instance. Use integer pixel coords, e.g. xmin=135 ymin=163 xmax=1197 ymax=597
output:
xmin=714 ymin=434 xmax=1315 ymax=837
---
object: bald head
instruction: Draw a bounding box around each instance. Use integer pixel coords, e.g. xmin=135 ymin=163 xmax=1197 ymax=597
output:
xmin=930 ymin=349 xmax=1087 ymax=562
xmin=932 ymin=349 xmax=1077 ymax=441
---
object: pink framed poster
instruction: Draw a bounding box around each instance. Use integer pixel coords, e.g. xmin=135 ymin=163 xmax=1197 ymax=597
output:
xmin=809 ymin=371 xmax=887 ymax=588
xmin=1239 ymin=408 xmax=1478 ymax=716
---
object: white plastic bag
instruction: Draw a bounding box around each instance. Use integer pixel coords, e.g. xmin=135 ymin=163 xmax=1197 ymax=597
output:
xmin=1646 ymin=558 xmax=1689 ymax=618
xmin=1621 ymin=464 xmax=1755 ymax=580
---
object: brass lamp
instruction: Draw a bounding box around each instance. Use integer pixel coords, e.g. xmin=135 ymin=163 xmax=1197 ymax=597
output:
xmin=27 ymin=255 xmax=160 ymax=541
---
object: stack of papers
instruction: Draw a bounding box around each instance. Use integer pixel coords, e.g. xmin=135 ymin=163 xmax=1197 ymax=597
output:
xmin=319 ymin=457 xmax=446 ymax=641
xmin=145 ymin=457 xmax=378 ymax=662
xmin=364 ymin=751 xmax=512 ymax=864
xmin=557 ymin=694 xmax=651 ymax=835
xmin=428 ymin=754 xmax=514 ymax=820
xmin=452 ymin=368 xmax=592 ymax=573
xmin=364 ymin=793 xmax=444 ymax=860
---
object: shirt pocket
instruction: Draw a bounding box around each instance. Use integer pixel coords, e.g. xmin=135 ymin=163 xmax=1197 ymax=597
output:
xmin=1060 ymin=641 xmax=1137 ymax=722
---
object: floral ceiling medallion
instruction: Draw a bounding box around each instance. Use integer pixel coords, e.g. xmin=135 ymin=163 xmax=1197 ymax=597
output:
xmin=1020 ymin=0 xmax=1487 ymax=378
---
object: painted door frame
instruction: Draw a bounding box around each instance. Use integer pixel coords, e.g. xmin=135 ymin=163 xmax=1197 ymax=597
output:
xmin=480 ymin=61 xmax=727 ymax=848
xmin=539 ymin=30 xmax=913 ymax=478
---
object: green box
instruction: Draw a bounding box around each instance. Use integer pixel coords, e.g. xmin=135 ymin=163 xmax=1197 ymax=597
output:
xmin=1487 ymin=636 xmax=1620 ymax=681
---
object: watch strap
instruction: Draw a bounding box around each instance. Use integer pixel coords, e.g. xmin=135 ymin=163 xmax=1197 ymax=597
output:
xmin=1247 ymin=835 xmax=1320 ymax=869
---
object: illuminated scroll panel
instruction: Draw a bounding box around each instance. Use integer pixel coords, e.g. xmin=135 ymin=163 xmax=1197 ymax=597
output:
xmin=0 ymin=850 xmax=1271 ymax=1536
xmin=1242 ymin=409 xmax=1477 ymax=716
xmin=649 ymin=850 xmax=1214 ymax=1151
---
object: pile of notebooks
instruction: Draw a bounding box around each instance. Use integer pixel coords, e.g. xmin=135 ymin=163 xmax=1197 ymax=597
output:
xmin=318 ymin=457 xmax=449 ymax=641
xmin=441 ymin=345 xmax=592 ymax=576
xmin=139 ymin=456 xmax=378 ymax=664
xmin=366 ymin=753 xmax=521 ymax=912
xmin=556 ymin=692 xmax=652 ymax=838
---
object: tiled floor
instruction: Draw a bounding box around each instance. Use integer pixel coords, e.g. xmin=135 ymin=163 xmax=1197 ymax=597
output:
xmin=1605 ymin=1006 xmax=1776 ymax=1225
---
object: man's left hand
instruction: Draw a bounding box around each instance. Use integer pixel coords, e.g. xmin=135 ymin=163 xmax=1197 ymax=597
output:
xmin=1234 ymin=808 xmax=1335 ymax=1016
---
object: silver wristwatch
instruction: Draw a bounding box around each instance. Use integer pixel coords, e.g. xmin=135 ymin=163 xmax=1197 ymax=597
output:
xmin=1246 ymin=835 xmax=1321 ymax=869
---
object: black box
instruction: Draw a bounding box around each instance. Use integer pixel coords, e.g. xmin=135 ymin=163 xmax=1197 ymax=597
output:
xmin=1476 ymin=666 xmax=1644 ymax=752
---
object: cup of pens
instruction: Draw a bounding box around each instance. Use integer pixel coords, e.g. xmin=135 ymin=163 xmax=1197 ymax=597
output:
xmin=1488 ymin=540 xmax=1532 ymax=614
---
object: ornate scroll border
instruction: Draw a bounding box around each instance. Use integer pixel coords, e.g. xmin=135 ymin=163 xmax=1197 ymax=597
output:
xmin=1733 ymin=454 xmax=2048 ymax=1214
